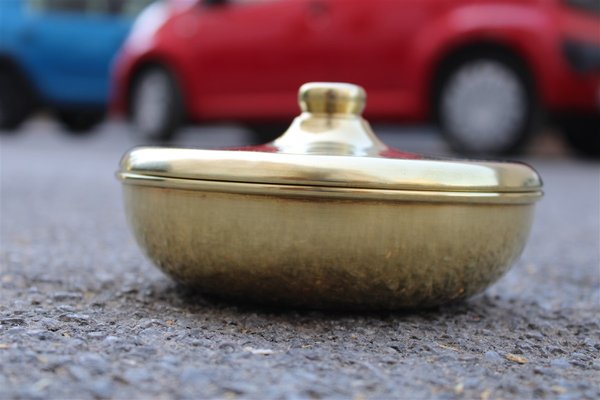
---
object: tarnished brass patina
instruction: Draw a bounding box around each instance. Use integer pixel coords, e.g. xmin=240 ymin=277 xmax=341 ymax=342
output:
xmin=118 ymin=82 xmax=543 ymax=309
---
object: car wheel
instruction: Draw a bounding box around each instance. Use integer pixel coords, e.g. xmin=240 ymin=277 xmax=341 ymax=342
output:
xmin=435 ymin=55 xmax=536 ymax=156
xmin=558 ymin=115 xmax=600 ymax=158
xmin=57 ymin=110 xmax=105 ymax=133
xmin=130 ymin=66 xmax=183 ymax=142
xmin=0 ymin=69 xmax=34 ymax=132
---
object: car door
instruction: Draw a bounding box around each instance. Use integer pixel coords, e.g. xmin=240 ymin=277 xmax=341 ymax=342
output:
xmin=20 ymin=0 xmax=133 ymax=106
xmin=317 ymin=0 xmax=430 ymax=118
xmin=191 ymin=0 xmax=331 ymax=119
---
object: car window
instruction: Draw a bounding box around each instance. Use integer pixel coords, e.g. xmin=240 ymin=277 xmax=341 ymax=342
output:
xmin=27 ymin=0 xmax=155 ymax=16
xmin=120 ymin=0 xmax=156 ymax=16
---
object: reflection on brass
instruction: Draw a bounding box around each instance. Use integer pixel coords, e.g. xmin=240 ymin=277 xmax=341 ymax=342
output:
xmin=118 ymin=82 xmax=542 ymax=309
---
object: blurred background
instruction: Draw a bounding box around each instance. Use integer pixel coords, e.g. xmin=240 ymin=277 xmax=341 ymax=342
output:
xmin=0 ymin=0 xmax=599 ymax=156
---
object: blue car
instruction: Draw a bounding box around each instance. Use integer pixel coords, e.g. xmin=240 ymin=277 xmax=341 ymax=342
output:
xmin=0 ymin=0 xmax=153 ymax=132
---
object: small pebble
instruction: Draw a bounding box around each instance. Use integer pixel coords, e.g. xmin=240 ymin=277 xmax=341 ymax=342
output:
xmin=68 ymin=365 xmax=91 ymax=381
xmin=78 ymin=353 xmax=109 ymax=374
xmin=88 ymin=378 xmax=115 ymax=398
xmin=87 ymin=331 xmax=107 ymax=339
xmin=51 ymin=292 xmax=83 ymax=302
xmin=484 ymin=351 xmax=503 ymax=363
xmin=58 ymin=314 xmax=90 ymax=325
xmin=123 ymin=368 xmax=151 ymax=384
xmin=40 ymin=318 xmax=61 ymax=331
xmin=505 ymin=353 xmax=528 ymax=364
xmin=550 ymin=358 xmax=571 ymax=369
xmin=0 ymin=318 xmax=26 ymax=326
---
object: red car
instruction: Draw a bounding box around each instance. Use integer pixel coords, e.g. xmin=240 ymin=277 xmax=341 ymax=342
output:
xmin=112 ymin=0 xmax=600 ymax=156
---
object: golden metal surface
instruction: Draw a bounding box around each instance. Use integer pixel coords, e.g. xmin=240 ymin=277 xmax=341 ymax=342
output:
xmin=120 ymin=150 xmax=542 ymax=195
xmin=118 ymin=82 xmax=543 ymax=309
xmin=118 ymin=173 xmax=541 ymax=204
xmin=122 ymin=185 xmax=535 ymax=309
xmin=298 ymin=82 xmax=367 ymax=116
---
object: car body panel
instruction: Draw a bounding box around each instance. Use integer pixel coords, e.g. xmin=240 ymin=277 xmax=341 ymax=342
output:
xmin=112 ymin=0 xmax=600 ymax=122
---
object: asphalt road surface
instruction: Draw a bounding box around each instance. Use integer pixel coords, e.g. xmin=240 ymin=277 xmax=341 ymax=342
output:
xmin=1 ymin=119 xmax=599 ymax=399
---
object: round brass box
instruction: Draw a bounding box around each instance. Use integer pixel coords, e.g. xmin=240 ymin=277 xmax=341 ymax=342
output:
xmin=118 ymin=82 xmax=542 ymax=309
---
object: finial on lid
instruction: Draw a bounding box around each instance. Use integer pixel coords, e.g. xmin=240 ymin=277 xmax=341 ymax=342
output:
xmin=299 ymin=82 xmax=366 ymax=116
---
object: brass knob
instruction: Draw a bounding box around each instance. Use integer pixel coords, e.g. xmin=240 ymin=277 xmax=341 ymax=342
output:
xmin=299 ymin=82 xmax=366 ymax=116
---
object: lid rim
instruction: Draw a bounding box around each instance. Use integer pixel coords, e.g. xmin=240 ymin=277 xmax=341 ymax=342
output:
xmin=118 ymin=171 xmax=542 ymax=194
xmin=120 ymin=147 xmax=543 ymax=194
xmin=118 ymin=172 xmax=543 ymax=205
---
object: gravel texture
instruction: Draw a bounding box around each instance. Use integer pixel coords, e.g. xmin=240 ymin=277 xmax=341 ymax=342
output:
xmin=1 ymin=121 xmax=599 ymax=399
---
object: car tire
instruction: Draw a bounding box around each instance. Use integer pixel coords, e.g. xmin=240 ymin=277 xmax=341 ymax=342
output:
xmin=57 ymin=110 xmax=105 ymax=133
xmin=0 ymin=69 xmax=34 ymax=132
xmin=558 ymin=115 xmax=600 ymax=158
xmin=435 ymin=54 xmax=536 ymax=156
xmin=130 ymin=66 xmax=183 ymax=142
